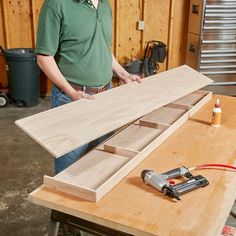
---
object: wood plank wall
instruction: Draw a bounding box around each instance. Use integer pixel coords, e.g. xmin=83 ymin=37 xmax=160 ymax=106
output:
xmin=0 ymin=0 xmax=189 ymax=95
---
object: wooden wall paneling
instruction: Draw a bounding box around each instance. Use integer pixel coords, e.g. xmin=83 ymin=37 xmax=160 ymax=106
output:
xmin=188 ymin=0 xmax=203 ymax=35
xmin=0 ymin=54 xmax=7 ymax=88
xmin=181 ymin=0 xmax=190 ymax=65
xmin=0 ymin=1 xmax=7 ymax=87
xmin=167 ymin=0 xmax=188 ymax=69
xmin=115 ymin=0 xmax=142 ymax=64
xmin=1 ymin=1 xmax=10 ymax=48
xmin=142 ymin=0 xmax=170 ymax=72
xmin=0 ymin=1 xmax=6 ymax=48
xmin=31 ymin=0 xmax=52 ymax=96
xmin=166 ymin=0 xmax=174 ymax=70
xmin=2 ymin=0 xmax=34 ymax=48
xmin=177 ymin=0 xmax=190 ymax=66
xmin=186 ymin=32 xmax=200 ymax=70
xmin=31 ymin=0 xmax=44 ymax=47
xmin=0 ymin=0 xmax=10 ymax=88
xmin=109 ymin=0 xmax=116 ymax=55
xmin=140 ymin=0 xmax=145 ymax=50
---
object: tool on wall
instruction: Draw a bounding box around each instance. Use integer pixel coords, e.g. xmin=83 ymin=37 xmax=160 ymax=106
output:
xmin=123 ymin=40 xmax=167 ymax=77
xmin=141 ymin=163 xmax=236 ymax=201
xmin=143 ymin=40 xmax=167 ymax=77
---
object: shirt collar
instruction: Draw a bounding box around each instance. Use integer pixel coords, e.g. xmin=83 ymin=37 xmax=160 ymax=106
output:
xmin=77 ymin=0 xmax=103 ymax=2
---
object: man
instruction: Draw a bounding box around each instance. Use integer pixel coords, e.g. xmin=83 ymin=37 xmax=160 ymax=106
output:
xmin=36 ymin=0 xmax=142 ymax=174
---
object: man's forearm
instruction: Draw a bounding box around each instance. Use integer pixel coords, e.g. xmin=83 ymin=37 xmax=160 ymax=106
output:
xmin=112 ymin=54 xmax=142 ymax=84
xmin=112 ymin=54 xmax=131 ymax=81
xmin=37 ymin=55 xmax=75 ymax=97
xmin=37 ymin=55 xmax=94 ymax=101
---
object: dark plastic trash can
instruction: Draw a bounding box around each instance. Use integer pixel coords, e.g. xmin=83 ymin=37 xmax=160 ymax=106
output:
xmin=3 ymin=48 xmax=40 ymax=107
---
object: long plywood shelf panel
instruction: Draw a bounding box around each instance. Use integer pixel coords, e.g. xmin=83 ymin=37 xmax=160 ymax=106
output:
xmin=103 ymin=124 xmax=163 ymax=152
xmin=15 ymin=65 xmax=213 ymax=158
xmin=44 ymin=90 xmax=212 ymax=202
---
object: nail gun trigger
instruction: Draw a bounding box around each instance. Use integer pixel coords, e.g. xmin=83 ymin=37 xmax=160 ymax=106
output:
xmin=167 ymin=179 xmax=175 ymax=185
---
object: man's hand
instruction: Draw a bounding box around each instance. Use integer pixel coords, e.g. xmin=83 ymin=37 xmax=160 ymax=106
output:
xmin=112 ymin=54 xmax=143 ymax=85
xmin=119 ymin=73 xmax=143 ymax=85
xmin=37 ymin=55 xmax=95 ymax=101
xmin=71 ymin=90 xmax=95 ymax=101
xmin=122 ymin=74 xmax=143 ymax=84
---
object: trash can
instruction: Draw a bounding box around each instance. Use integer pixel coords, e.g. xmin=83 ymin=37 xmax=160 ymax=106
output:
xmin=2 ymin=48 xmax=40 ymax=107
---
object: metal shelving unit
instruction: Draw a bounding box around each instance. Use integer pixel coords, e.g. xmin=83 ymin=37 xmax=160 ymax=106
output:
xmin=186 ymin=0 xmax=236 ymax=96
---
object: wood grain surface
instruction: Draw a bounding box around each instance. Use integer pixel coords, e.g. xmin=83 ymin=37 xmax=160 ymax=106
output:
xmin=29 ymin=95 xmax=236 ymax=236
xmin=42 ymin=91 xmax=212 ymax=202
xmin=15 ymin=65 xmax=213 ymax=157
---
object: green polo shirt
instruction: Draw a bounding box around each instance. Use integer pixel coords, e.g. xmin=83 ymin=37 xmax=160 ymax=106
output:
xmin=36 ymin=0 xmax=113 ymax=86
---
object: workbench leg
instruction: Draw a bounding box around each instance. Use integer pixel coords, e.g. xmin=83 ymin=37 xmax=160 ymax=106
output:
xmin=79 ymin=231 xmax=95 ymax=236
xmin=50 ymin=210 xmax=133 ymax=236
xmin=48 ymin=220 xmax=60 ymax=236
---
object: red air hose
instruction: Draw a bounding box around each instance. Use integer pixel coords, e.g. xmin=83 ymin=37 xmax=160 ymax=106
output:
xmin=195 ymin=163 xmax=236 ymax=171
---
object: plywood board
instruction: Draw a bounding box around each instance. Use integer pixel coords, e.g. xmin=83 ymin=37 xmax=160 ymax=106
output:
xmin=171 ymin=90 xmax=206 ymax=107
xmin=140 ymin=106 xmax=187 ymax=126
xmin=15 ymin=65 xmax=213 ymax=158
xmin=43 ymin=91 xmax=212 ymax=202
xmin=103 ymin=124 xmax=163 ymax=152
xmin=44 ymin=150 xmax=130 ymax=201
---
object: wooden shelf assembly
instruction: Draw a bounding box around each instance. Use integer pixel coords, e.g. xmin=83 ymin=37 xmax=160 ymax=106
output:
xmin=44 ymin=90 xmax=212 ymax=202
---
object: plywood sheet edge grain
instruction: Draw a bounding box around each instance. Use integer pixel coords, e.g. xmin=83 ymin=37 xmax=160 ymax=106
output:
xmin=44 ymin=175 xmax=97 ymax=202
xmin=15 ymin=65 xmax=213 ymax=158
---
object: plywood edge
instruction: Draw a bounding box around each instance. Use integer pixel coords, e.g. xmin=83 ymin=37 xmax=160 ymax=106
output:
xmin=28 ymin=185 xmax=45 ymax=203
xmin=15 ymin=121 xmax=57 ymax=157
xmin=188 ymin=91 xmax=212 ymax=117
xmin=165 ymin=90 xmax=212 ymax=110
xmin=165 ymin=103 xmax=191 ymax=110
xmin=103 ymin=144 xmax=139 ymax=158
xmin=44 ymin=175 xmax=97 ymax=202
xmin=193 ymin=90 xmax=210 ymax=96
xmin=139 ymin=120 xmax=170 ymax=130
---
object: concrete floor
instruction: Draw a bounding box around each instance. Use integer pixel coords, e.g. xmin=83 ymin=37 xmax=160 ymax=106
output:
xmin=0 ymin=97 xmax=235 ymax=236
xmin=0 ymin=97 xmax=53 ymax=236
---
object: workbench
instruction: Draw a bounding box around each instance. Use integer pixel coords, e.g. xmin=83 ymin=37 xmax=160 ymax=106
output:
xmin=29 ymin=94 xmax=236 ymax=236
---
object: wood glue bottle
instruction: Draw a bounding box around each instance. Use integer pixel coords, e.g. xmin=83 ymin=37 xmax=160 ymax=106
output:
xmin=211 ymin=98 xmax=222 ymax=127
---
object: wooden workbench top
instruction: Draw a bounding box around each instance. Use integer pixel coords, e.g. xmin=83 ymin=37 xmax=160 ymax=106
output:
xmin=29 ymin=95 xmax=236 ymax=236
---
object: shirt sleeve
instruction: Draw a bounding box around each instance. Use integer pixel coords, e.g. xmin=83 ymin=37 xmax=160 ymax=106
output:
xmin=36 ymin=5 xmax=61 ymax=56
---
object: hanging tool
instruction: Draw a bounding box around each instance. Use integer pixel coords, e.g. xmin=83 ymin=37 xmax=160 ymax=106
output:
xmin=123 ymin=40 xmax=167 ymax=77
xmin=143 ymin=40 xmax=167 ymax=77
xmin=141 ymin=166 xmax=209 ymax=200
